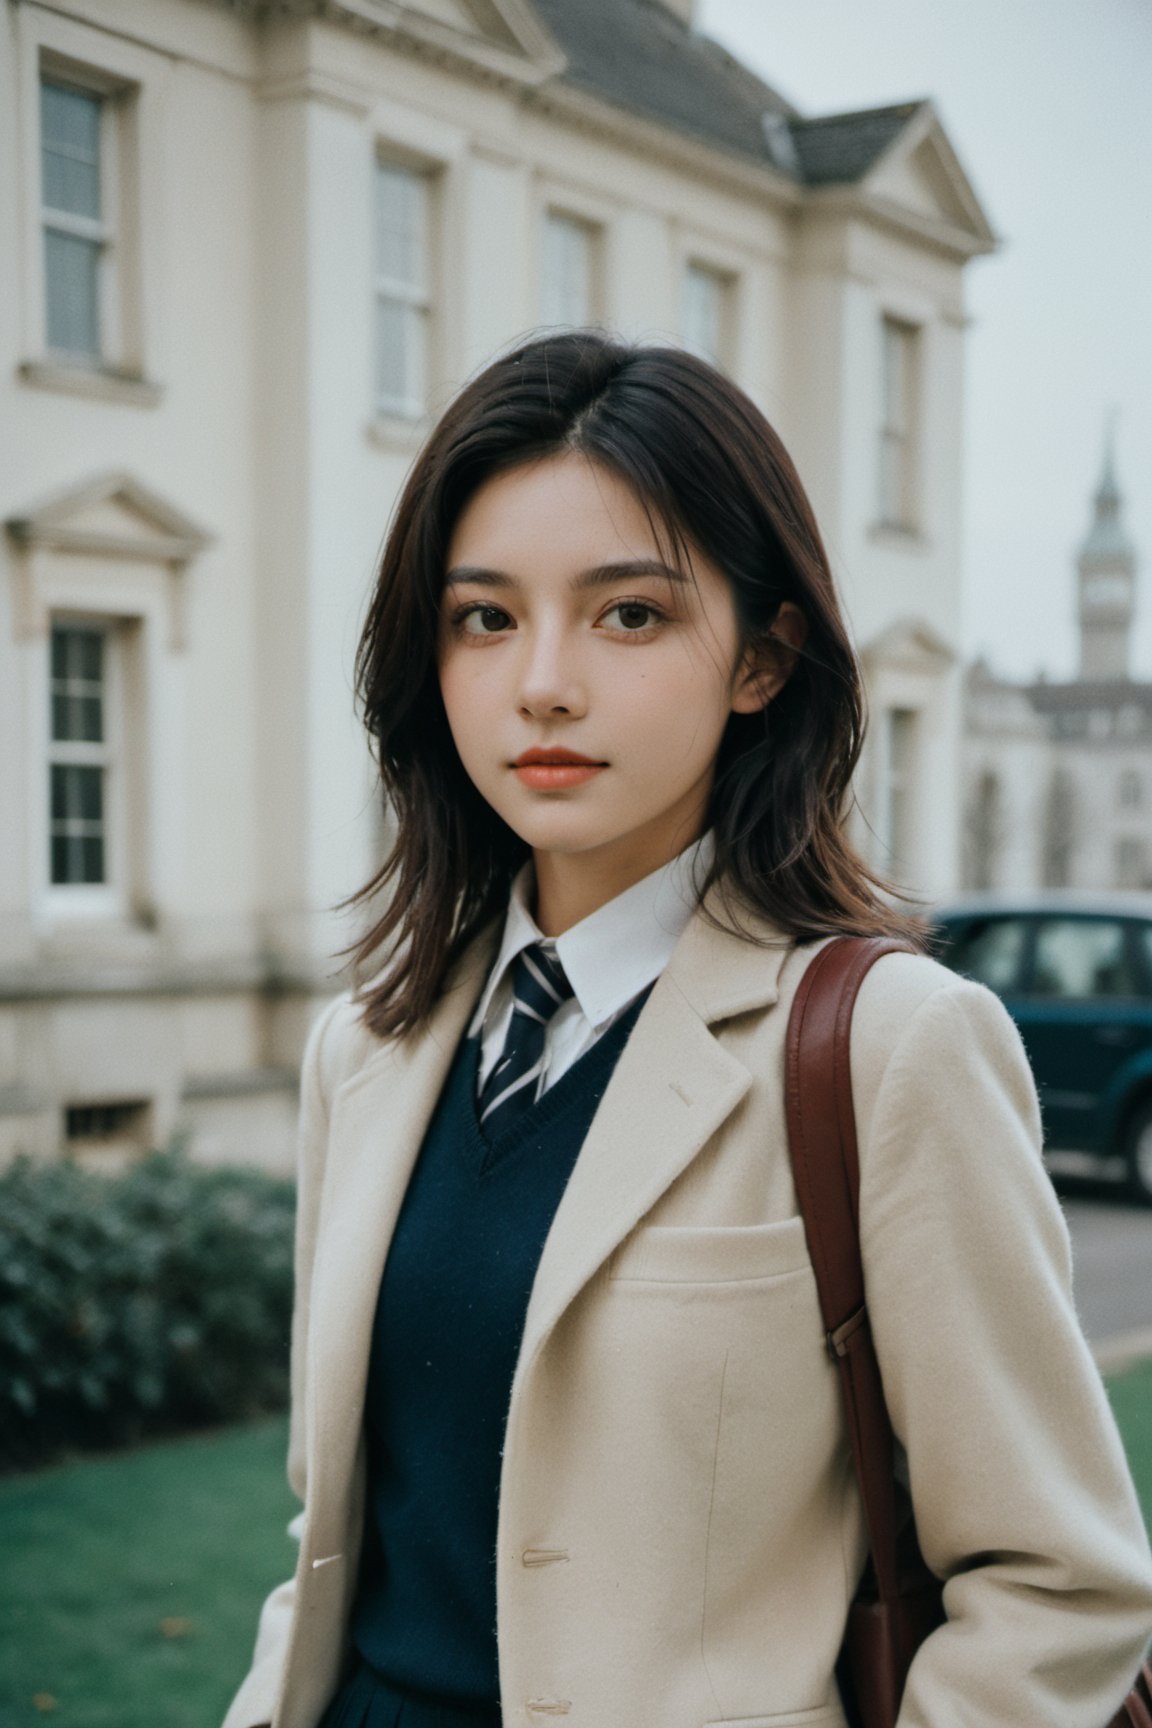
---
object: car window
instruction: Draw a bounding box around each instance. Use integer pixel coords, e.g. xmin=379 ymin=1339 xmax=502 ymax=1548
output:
xmin=1132 ymin=923 xmax=1152 ymax=995
xmin=1030 ymin=918 xmax=1139 ymax=999
xmin=944 ymin=917 xmax=1029 ymax=993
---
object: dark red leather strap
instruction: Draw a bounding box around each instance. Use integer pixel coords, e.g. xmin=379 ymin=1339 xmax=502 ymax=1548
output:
xmin=785 ymin=937 xmax=911 ymax=1610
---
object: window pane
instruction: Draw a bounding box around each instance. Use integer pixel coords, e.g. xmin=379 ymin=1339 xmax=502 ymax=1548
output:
xmin=682 ymin=263 xmax=726 ymax=366
xmin=51 ymin=833 xmax=105 ymax=886
xmin=542 ymin=213 xmax=593 ymax=327
xmin=375 ymin=163 xmax=427 ymax=291
xmin=879 ymin=317 xmax=917 ymax=527
xmin=51 ymin=762 xmax=104 ymax=822
xmin=375 ymin=297 xmax=425 ymax=413
xmin=1032 ymin=919 xmax=1137 ymax=999
xmin=947 ymin=917 xmax=1028 ymax=993
xmin=41 ymin=81 xmax=101 ymax=218
xmin=50 ymin=626 xmax=104 ymax=741
xmin=1115 ymin=838 xmax=1147 ymax=889
xmin=44 ymin=228 xmax=101 ymax=356
xmin=50 ymin=764 xmax=106 ymax=885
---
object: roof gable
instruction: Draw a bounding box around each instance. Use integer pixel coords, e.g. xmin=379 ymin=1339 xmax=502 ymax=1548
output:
xmin=861 ymin=101 xmax=996 ymax=250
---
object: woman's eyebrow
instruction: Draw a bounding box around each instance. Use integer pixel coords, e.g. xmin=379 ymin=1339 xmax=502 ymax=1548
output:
xmin=444 ymin=559 xmax=689 ymax=590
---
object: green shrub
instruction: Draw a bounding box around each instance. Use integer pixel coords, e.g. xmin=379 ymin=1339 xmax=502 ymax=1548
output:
xmin=0 ymin=1150 xmax=295 ymax=1472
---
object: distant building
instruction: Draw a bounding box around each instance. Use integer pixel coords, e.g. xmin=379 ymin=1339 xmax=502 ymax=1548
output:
xmin=963 ymin=436 xmax=1150 ymax=893
xmin=1 ymin=0 xmax=995 ymax=1168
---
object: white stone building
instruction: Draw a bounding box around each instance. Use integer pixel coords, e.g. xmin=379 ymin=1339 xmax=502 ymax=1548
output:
xmin=0 ymin=0 xmax=995 ymax=1169
xmin=962 ymin=439 xmax=1151 ymax=894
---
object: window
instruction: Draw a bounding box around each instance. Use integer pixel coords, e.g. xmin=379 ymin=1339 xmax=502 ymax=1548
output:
xmin=1115 ymin=837 xmax=1147 ymax=890
xmin=541 ymin=211 xmax=597 ymax=327
xmin=49 ymin=622 xmax=112 ymax=886
xmin=1030 ymin=919 xmax=1139 ymax=999
xmin=878 ymin=316 xmax=920 ymax=530
xmin=1041 ymin=767 xmax=1077 ymax=887
xmin=40 ymin=76 xmax=114 ymax=362
xmin=373 ymin=160 xmax=433 ymax=419
xmin=65 ymin=1098 xmax=152 ymax=1169
xmin=1118 ymin=769 xmax=1143 ymax=811
xmin=965 ymin=769 xmax=1004 ymax=891
xmin=681 ymin=262 xmax=732 ymax=368
xmin=881 ymin=706 xmax=917 ymax=876
xmin=944 ymin=917 xmax=1029 ymax=995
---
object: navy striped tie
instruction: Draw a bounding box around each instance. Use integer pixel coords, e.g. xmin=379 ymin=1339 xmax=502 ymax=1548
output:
xmin=478 ymin=943 xmax=575 ymax=1135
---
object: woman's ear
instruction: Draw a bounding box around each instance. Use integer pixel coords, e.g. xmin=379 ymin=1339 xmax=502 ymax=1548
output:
xmin=731 ymin=601 xmax=809 ymax=714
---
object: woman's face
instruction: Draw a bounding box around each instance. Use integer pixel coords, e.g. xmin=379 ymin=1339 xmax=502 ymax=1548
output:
xmin=437 ymin=452 xmax=804 ymax=907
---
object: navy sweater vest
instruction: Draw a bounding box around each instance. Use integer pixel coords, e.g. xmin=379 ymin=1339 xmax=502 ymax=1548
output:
xmin=343 ymin=991 xmax=650 ymax=1718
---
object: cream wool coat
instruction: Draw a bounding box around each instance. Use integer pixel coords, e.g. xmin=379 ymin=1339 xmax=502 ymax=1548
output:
xmin=222 ymin=897 xmax=1152 ymax=1728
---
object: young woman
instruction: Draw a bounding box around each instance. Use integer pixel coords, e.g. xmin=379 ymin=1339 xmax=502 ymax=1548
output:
xmin=222 ymin=333 xmax=1152 ymax=1728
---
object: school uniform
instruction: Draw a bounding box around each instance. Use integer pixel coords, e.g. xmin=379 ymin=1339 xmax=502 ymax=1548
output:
xmin=222 ymin=856 xmax=1152 ymax=1728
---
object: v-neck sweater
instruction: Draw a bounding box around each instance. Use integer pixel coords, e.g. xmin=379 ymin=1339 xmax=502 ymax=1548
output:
xmin=343 ymin=990 xmax=650 ymax=1719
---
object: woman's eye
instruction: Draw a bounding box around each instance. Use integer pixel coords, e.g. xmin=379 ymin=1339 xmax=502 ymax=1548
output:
xmin=602 ymin=601 xmax=662 ymax=632
xmin=458 ymin=604 xmax=513 ymax=635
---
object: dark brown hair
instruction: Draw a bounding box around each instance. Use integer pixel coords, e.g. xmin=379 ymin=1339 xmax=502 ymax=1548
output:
xmin=344 ymin=330 xmax=927 ymax=1036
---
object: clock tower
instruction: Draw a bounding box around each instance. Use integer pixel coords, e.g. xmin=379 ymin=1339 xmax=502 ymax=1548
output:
xmin=1077 ymin=427 xmax=1137 ymax=681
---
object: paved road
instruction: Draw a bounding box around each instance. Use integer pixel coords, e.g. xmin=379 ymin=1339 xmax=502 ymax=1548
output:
xmin=1060 ymin=1188 xmax=1152 ymax=1352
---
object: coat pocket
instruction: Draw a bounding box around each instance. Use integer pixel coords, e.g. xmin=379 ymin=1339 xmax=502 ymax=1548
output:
xmin=703 ymin=1705 xmax=846 ymax=1728
xmin=609 ymin=1215 xmax=810 ymax=1284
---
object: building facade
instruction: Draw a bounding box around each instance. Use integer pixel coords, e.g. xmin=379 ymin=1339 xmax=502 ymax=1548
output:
xmin=1 ymin=0 xmax=995 ymax=1168
xmin=963 ymin=439 xmax=1151 ymax=894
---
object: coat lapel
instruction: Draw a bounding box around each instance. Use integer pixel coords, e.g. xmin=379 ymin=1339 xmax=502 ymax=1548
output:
xmin=515 ymin=892 xmax=794 ymax=1384
xmin=304 ymin=927 xmax=498 ymax=1518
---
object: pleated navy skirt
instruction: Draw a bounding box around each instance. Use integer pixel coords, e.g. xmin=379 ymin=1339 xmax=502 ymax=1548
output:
xmin=316 ymin=1661 xmax=503 ymax=1728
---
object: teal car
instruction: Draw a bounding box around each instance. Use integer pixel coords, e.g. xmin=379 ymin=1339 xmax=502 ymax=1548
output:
xmin=930 ymin=893 xmax=1152 ymax=1204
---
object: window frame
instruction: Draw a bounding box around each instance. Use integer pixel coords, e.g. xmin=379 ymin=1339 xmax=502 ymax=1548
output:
xmin=371 ymin=153 xmax=438 ymax=423
xmin=44 ymin=613 xmax=128 ymax=920
xmin=539 ymin=206 xmax=602 ymax=329
xmin=38 ymin=72 xmax=122 ymax=366
xmin=877 ymin=313 xmax=922 ymax=532
xmin=880 ymin=703 xmax=919 ymax=878
xmin=15 ymin=10 xmax=160 ymax=396
xmin=680 ymin=257 xmax=736 ymax=370
xmin=1025 ymin=915 xmax=1144 ymax=1003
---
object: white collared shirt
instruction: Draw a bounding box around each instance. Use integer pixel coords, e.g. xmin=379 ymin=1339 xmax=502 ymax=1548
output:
xmin=471 ymin=833 xmax=715 ymax=1100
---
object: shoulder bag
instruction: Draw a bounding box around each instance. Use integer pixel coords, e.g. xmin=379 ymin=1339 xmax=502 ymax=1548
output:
xmin=784 ymin=934 xmax=1152 ymax=1728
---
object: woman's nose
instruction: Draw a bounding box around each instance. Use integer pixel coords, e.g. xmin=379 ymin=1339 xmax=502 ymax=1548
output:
xmin=516 ymin=629 xmax=587 ymax=719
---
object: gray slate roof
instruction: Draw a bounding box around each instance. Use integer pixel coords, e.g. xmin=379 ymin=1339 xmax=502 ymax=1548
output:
xmin=1026 ymin=680 xmax=1152 ymax=713
xmin=530 ymin=0 xmax=918 ymax=184
xmin=788 ymin=103 xmax=923 ymax=185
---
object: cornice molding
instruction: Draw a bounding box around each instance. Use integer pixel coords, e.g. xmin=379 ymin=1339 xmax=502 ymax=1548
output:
xmin=231 ymin=0 xmax=565 ymax=90
xmin=805 ymin=183 xmax=996 ymax=263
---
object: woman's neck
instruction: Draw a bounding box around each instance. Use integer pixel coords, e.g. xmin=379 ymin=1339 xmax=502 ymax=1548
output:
xmin=531 ymin=825 xmax=706 ymax=936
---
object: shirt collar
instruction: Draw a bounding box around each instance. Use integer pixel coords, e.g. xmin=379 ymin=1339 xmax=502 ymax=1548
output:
xmin=471 ymin=832 xmax=715 ymax=1036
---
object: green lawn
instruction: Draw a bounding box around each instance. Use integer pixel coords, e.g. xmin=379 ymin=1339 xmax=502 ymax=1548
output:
xmin=2 ymin=1365 xmax=1151 ymax=1728
xmin=1109 ymin=1357 xmax=1152 ymax=1530
xmin=0 ymin=1417 xmax=295 ymax=1728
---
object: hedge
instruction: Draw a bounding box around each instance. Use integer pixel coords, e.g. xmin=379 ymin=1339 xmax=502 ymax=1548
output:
xmin=0 ymin=1150 xmax=295 ymax=1472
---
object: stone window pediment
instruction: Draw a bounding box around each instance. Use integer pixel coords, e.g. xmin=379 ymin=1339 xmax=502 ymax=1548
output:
xmin=5 ymin=471 xmax=211 ymax=647
xmin=862 ymin=615 xmax=957 ymax=675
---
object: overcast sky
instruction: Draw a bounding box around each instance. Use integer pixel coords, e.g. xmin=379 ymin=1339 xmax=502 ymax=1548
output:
xmin=698 ymin=0 xmax=1152 ymax=682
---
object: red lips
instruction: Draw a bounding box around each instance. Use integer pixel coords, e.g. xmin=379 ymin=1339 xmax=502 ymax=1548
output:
xmin=511 ymin=747 xmax=607 ymax=789
xmin=513 ymin=747 xmax=606 ymax=767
